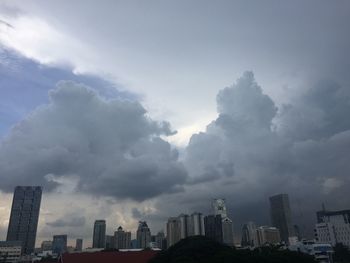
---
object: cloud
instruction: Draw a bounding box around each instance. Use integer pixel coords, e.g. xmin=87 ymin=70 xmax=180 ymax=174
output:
xmin=0 ymin=81 xmax=187 ymax=201
xmin=47 ymin=216 xmax=86 ymax=228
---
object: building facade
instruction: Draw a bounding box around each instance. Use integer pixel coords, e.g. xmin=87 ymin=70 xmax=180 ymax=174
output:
xmin=52 ymin=235 xmax=67 ymax=255
xmin=136 ymin=221 xmax=151 ymax=249
xmin=204 ymin=214 xmax=223 ymax=243
xmin=114 ymin=226 xmax=131 ymax=249
xmin=212 ymin=199 xmax=234 ymax=246
xmin=256 ymin=226 xmax=281 ymax=246
xmin=0 ymin=241 xmax=22 ymax=263
xmin=241 ymin=222 xmax=258 ymax=247
xmin=315 ymin=209 xmax=350 ymax=247
xmin=92 ymin=220 xmax=106 ymax=248
xmin=269 ymin=194 xmax=294 ymax=243
xmin=75 ymin=239 xmax=83 ymax=251
xmin=6 ymin=186 xmax=42 ymax=255
xmin=191 ymin=212 xmax=205 ymax=236
xmin=41 ymin=241 xmax=52 ymax=252
xmin=166 ymin=217 xmax=181 ymax=247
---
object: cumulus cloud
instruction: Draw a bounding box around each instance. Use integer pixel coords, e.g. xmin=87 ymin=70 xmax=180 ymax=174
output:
xmin=0 ymin=81 xmax=187 ymax=201
xmin=181 ymin=71 xmax=350 ymax=238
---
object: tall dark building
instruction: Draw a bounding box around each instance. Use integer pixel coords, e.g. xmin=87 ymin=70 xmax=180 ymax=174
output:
xmin=92 ymin=220 xmax=106 ymax=248
xmin=136 ymin=221 xmax=151 ymax=248
xmin=204 ymin=215 xmax=223 ymax=243
xmin=75 ymin=239 xmax=83 ymax=251
xmin=52 ymin=235 xmax=67 ymax=255
xmin=6 ymin=186 xmax=42 ymax=255
xmin=269 ymin=193 xmax=294 ymax=243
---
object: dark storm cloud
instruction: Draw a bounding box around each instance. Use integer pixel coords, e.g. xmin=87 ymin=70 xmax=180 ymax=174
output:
xmin=47 ymin=216 xmax=86 ymax=228
xmin=0 ymin=81 xmax=187 ymax=200
xmin=179 ymin=71 xmax=350 ymax=238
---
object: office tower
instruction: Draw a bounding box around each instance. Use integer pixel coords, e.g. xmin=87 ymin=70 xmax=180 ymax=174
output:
xmin=269 ymin=194 xmax=294 ymax=243
xmin=136 ymin=221 xmax=151 ymax=248
xmin=75 ymin=239 xmax=83 ymax=251
xmin=241 ymin=222 xmax=258 ymax=247
xmin=256 ymin=226 xmax=281 ymax=246
xmin=155 ymin=232 xmax=166 ymax=249
xmin=114 ymin=226 xmax=131 ymax=249
xmin=166 ymin=217 xmax=181 ymax=247
xmin=212 ymin=199 xmax=234 ymax=246
xmin=315 ymin=209 xmax=350 ymax=247
xmin=92 ymin=220 xmax=106 ymax=248
xmin=190 ymin=212 xmax=205 ymax=236
xmin=6 ymin=186 xmax=42 ymax=255
xmin=52 ymin=235 xmax=67 ymax=255
xmin=41 ymin=240 xmax=53 ymax=251
xmin=204 ymin=215 xmax=223 ymax=243
xmin=105 ymin=235 xmax=115 ymax=249
xmin=178 ymin=214 xmax=192 ymax=238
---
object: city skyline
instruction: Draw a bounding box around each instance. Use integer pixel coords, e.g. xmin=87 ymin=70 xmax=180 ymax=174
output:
xmin=0 ymin=0 xmax=350 ymax=252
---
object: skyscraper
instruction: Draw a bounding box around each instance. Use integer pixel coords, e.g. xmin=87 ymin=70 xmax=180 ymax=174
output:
xmin=241 ymin=222 xmax=258 ymax=247
xmin=114 ymin=226 xmax=131 ymax=249
xmin=6 ymin=186 xmax=42 ymax=255
xmin=269 ymin=194 xmax=294 ymax=243
xmin=136 ymin=221 xmax=151 ymax=248
xmin=190 ymin=212 xmax=205 ymax=236
xmin=52 ymin=235 xmax=67 ymax=255
xmin=212 ymin=199 xmax=234 ymax=246
xmin=92 ymin=220 xmax=106 ymax=248
xmin=75 ymin=239 xmax=83 ymax=251
xmin=166 ymin=217 xmax=181 ymax=247
xmin=178 ymin=214 xmax=191 ymax=239
xmin=204 ymin=215 xmax=223 ymax=243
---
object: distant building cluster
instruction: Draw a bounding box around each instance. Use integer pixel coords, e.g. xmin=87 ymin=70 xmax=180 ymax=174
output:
xmin=0 ymin=186 xmax=349 ymax=263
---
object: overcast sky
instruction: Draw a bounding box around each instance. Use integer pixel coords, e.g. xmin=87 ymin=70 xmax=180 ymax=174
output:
xmin=0 ymin=0 xmax=350 ymax=247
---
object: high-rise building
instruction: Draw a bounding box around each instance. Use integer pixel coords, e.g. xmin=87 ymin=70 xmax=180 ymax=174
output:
xmin=269 ymin=194 xmax=294 ymax=243
xmin=6 ymin=186 xmax=42 ymax=255
xmin=166 ymin=217 xmax=181 ymax=247
xmin=114 ymin=226 xmax=131 ymax=249
xmin=204 ymin=215 xmax=223 ymax=243
xmin=178 ymin=214 xmax=192 ymax=239
xmin=92 ymin=220 xmax=106 ymax=248
xmin=315 ymin=209 xmax=350 ymax=247
xmin=241 ymin=222 xmax=258 ymax=247
xmin=75 ymin=239 xmax=83 ymax=251
xmin=212 ymin=199 xmax=234 ymax=246
xmin=52 ymin=235 xmax=67 ymax=255
xmin=155 ymin=232 xmax=166 ymax=249
xmin=190 ymin=212 xmax=205 ymax=236
xmin=256 ymin=226 xmax=281 ymax=246
xmin=136 ymin=221 xmax=151 ymax=249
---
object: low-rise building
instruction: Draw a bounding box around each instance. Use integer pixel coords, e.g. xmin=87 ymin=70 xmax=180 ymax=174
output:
xmin=0 ymin=241 xmax=22 ymax=263
xmin=289 ymin=240 xmax=333 ymax=263
xmin=256 ymin=226 xmax=281 ymax=246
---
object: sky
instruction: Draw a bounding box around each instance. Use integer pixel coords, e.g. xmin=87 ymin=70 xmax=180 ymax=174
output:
xmin=0 ymin=0 xmax=350 ymax=247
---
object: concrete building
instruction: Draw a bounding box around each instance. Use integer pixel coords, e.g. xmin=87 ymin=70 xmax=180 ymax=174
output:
xmin=256 ymin=226 xmax=281 ymax=246
xmin=204 ymin=214 xmax=223 ymax=243
xmin=190 ymin=212 xmax=205 ymax=236
xmin=212 ymin=199 xmax=234 ymax=246
xmin=241 ymin=222 xmax=258 ymax=247
xmin=105 ymin=235 xmax=115 ymax=249
xmin=0 ymin=241 xmax=22 ymax=263
xmin=289 ymin=240 xmax=334 ymax=263
xmin=315 ymin=209 xmax=350 ymax=247
xmin=178 ymin=214 xmax=191 ymax=239
xmin=75 ymin=239 xmax=83 ymax=251
xmin=155 ymin=232 xmax=166 ymax=249
xmin=6 ymin=186 xmax=42 ymax=255
xmin=52 ymin=235 xmax=67 ymax=255
xmin=41 ymin=240 xmax=52 ymax=251
xmin=114 ymin=226 xmax=131 ymax=249
xmin=269 ymin=194 xmax=294 ymax=243
xmin=92 ymin=220 xmax=106 ymax=248
xmin=166 ymin=217 xmax=181 ymax=247
xmin=136 ymin=221 xmax=151 ymax=249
